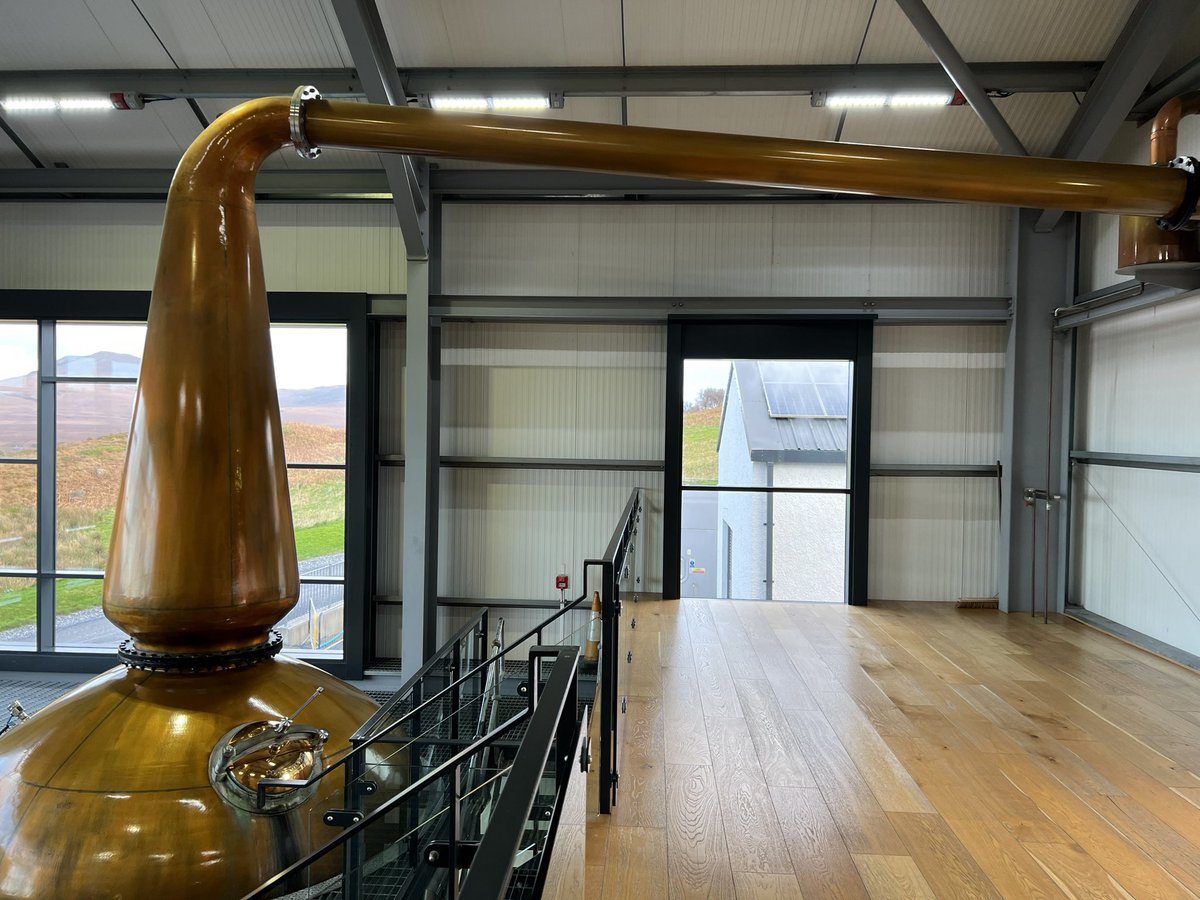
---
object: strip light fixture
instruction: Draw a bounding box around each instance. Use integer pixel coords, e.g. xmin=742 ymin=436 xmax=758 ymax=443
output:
xmin=3 ymin=95 xmax=116 ymax=112
xmin=431 ymin=95 xmax=551 ymax=112
xmin=824 ymin=92 xmax=954 ymax=109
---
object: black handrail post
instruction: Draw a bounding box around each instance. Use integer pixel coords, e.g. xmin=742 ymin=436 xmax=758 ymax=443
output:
xmin=408 ymin=679 xmax=424 ymax=869
xmin=448 ymin=763 xmax=461 ymax=900
xmin=598 ymin=558 xmax=616 ymax=814
xmin=344 ymin=749 xmax=364 ymax=898
xmin=450 ymin=641 xmax=461 ymax=742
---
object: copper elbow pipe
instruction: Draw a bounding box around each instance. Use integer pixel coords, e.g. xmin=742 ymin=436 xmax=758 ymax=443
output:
xmin=1151 ymin=91 xmax=1200 ymax=166
xmin=107 ymin=92 xmax=1200 ymax=656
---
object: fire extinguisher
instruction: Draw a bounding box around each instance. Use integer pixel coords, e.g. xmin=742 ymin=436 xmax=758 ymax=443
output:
xmin=585 ymin=590 xmax=601 ymax=662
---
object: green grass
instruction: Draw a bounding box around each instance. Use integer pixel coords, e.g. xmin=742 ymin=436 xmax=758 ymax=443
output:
xmin=683 ymin=424 xmax=719 ymax=485
xmin=295 ymin=519 xmax=345 ymax=561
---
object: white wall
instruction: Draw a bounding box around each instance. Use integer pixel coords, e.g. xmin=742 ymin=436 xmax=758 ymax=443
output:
xmin=1072 ymin=294 xmax=1200 ymax=656
xmin=869 ymin=324 xmax=1006 ymax=601
xmin=0 ymin=202 xmax=408 ymax=293
xmin=442 ymin=203 xmax=1009 ymax=298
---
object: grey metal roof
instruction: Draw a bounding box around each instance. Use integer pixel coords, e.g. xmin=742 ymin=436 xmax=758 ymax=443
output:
xmin=731 ymin=360 xmax=848 ymax=463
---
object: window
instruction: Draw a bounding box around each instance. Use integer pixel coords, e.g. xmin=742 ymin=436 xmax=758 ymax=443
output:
xmin=0 ymin=321 xmax=38 ymax=651
xmin=0 ymin=315 xmax=352 ymax=663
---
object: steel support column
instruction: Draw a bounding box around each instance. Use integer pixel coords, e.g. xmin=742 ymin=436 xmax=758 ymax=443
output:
xmin=400 ymin=261 xmax=439 ymax=674
xmin=892 ymin=0 xmax=1028 ymax=156
xmin=999 ymin=209 xmax=1073 ymax=613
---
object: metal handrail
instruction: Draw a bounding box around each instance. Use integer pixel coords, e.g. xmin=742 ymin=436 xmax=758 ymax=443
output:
xmin=241 ymin=644 xmax=583 ymax=900
xmin=253 ymin=607 xmax=492 ymax=805
xmin=460 ymin=645 xmax=581 ymax=900
xmin=240 ymin=708 xmax=530 ymax=900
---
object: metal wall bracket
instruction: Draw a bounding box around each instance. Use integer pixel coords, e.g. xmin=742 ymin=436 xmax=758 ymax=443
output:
xmin=425 ymin=841 xmax=479 ymax=868
xmin=322 ymin=808 xmax=364 ymax=827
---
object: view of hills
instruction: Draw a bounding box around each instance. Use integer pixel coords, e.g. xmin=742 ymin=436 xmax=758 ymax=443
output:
xmin=0 ymin=352 xmax=346 ymax=453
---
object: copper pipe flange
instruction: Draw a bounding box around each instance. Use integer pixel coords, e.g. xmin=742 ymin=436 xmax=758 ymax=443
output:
xmin=290 ymin=85 xmax=322 ymax=159
xmin=118 ymin=631 xmax=285 ymax=673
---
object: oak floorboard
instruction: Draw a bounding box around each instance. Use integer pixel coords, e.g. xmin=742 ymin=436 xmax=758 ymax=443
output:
xmin=852 ymin=854 xmax=938 ymax=900
xmin=663 ymin=666 xmax=712 ymax=766
xmin=770 ymin=786 xmax=869 ymax=900
xmin=665 ymin=765 xmax=736 ymax=900
xmin=588 ymin=600 xmax=1200 ymax=899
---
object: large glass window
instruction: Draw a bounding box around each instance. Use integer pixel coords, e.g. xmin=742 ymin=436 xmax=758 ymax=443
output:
xmin=271 ymin=324 xmax=348 ymax=657
xmin=0 ymin=321 xmax=38 ymax=650
xmin=0 ymin=318 xmax=350 ymax=660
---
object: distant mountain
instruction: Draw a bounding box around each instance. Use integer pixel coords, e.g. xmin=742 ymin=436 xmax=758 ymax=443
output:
xmin=0 ymin=353 xmax=346 ymax=451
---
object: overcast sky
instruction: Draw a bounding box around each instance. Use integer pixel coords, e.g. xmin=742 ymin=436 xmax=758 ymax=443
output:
xmin=0 ymin=322 xmax=347 ymax=389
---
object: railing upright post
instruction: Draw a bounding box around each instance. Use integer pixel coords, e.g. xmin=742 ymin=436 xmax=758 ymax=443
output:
xmin=408 ymin=680 xmax=424 ymax=868
xmin=344 ymin=749 xmax=365 ymax=898
xmin=598 ymin=559 xmax=617 ymax=813
xmin=449 ymin=763 xmax=461 ymax=900
xmin=450 ymin=642 xmax=461 ymax=742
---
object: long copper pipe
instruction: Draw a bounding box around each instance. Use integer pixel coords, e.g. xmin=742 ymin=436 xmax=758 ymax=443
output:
xmin=303 ymin=100 xmax=1187 ymax=217
xmin=105 ymin=95 xmax=1195 ymax=655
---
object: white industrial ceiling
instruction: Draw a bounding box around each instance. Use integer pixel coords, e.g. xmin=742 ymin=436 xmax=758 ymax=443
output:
xmin=0 ymin=0 xmax=1196 ymax=178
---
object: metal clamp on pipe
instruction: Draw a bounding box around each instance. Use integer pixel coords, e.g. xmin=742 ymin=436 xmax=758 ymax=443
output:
xmin=289 ymin=85 xmax=322 ymax=160
xmin=1157 ymin=156 xmax=1200 ymax=230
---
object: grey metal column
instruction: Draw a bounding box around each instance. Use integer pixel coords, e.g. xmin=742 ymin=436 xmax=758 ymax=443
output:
xmin=401 ymin=260 xmax=439 ymax=674
xmin=36 ymin=321 xmax=55 ymax=651
xmin=998 ymin=209 xmax=1073 ymax=613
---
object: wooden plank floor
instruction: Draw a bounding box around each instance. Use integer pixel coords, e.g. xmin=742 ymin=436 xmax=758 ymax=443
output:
xmin=584 ymin=598 xmax=1200 ymax=899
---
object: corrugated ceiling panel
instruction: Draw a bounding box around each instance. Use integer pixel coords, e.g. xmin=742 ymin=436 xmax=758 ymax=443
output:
xmin=257 ymin=204 xmax=406 ymax=292
xmin=377 ymin=0 xmax=622 ymax=67
xmin=869 ymin=477 xmax=999 ymax=601
xmin=8 ymin=101 xmax=200 ymax=168
xmin=867 ymin=205 xmax=1008 ymax=296
xmin=378 ymin=322 xmax=405 ymax=457
xmin=0 ymin=0 xmax=171 ymax=68
xmin=437 ymin=468 xmax=662 ymax=601
xmin=871 ymin=325 xmax=1007 ymax=465
xmin=1153 ymin=8 xmax=1200 ymax=83
xmin=623 ymin=0 xmax=876 ymax=65
xmin=138 ymin=0 xmax=349 ymax=68
xmin=1072 ymin=465 xmax=1200 ymax=657
xmin=859 ymin=0 xmax=1135 ymax=64
xmin=626 ymin=97 xmax=837 ymax=142
xmin=0 ymin=130 xmax=33 ymax=169
xmin=1075 ymin=293 xmax=1200 ymax=456
xmin=440 ymin=322 xmax=665 ymax=460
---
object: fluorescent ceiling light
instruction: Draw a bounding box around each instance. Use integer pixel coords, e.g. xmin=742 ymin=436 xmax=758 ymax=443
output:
xmin=826 ymin=94 xmax=889 ymax=108
xmin=2 ymin=95 xmax=114 ymax=112
xmin=825 ymin=93 xmax=952 ymax=109
xmin=2 ymin=97 xmax=58 ymax=112
xmin=431 ymin=95 xmax=551 ymax=112
xmin=58 ymin=97 xmax=113 ymax=111
xmin=490 ymin=95 xmax=550 ymax=111
xmin=888 ymin=93 xmax=954 ymax=107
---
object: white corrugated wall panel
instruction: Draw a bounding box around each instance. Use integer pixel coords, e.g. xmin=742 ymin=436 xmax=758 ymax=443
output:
xmin=442 ymin=204 xmax=1009 ymax=298
xmin=1072 ymin=466 xmax=1200 ymax=658
xmin=1075 ymin=294 xmax=1200 ymax=456
xmin=0 ymin=203 xmax=407 ymax=293
xmin=375 ymin=467 xmax=404 ymax=597
xmin=378 ymin=322 xmax=406 ymax=457
xmin=869 ymin=477 xmax=1000 ymax=602
xmin=871 ymin=325 xmax=1007 ymax=465
xmin=440 ymin=323 xmax=665 ymax=460
xmin=867 ymin=206 xmax=1008 ymax=297
xmin=868 ymin=325 xmax=1005 ymax=601
xmin=437 ymin=468 xmax=662 ymax=602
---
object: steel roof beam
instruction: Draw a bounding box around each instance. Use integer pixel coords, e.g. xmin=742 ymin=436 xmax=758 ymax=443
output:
xmin=0 ymin=62 xmax=1101 ymax=101
xmin=330 ymin=0 xmax=428 ymax=258
xmin=1034 ymin=0 xmax=1196 ymax=232
xmin=1135 ymin=53 xmax=1200 ymax=120
xmin=893 ymin=0 xmax=1027 ymax=156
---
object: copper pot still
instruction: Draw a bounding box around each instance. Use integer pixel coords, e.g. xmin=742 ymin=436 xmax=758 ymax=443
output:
xmin=0 ymin=87 xmax=1196 ymax=898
